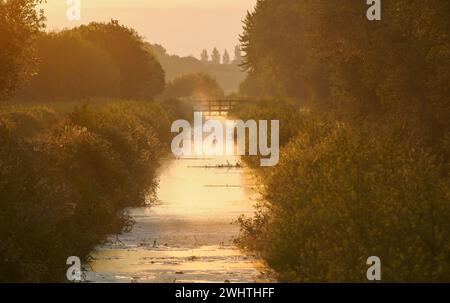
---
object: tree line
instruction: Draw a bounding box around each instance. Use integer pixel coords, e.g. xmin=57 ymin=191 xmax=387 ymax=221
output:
xmin=1 ymin=1 xmax=233 ymax=102
xmin=14 ymin=20 xmax=165 ymax=102
xmin=200 ymin=46 xmax=242 ymax=65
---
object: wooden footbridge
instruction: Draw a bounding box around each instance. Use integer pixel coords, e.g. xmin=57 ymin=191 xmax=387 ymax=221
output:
xmin=198 ymin=99 xmax=249 ymax=116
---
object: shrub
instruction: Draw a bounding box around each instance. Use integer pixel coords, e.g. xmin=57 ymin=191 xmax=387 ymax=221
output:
xmin=237 ymin=116 xmax=450 ymax=282
xmin=69 ymin=103 xmax=163 ymax=205
xmin=0 ymin=105 xmax=59 ymax=137
xmin=0 ymin=100 xmax=190 ymax=282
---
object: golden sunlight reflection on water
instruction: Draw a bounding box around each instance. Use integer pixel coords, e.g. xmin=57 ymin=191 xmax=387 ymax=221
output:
xmin=86 ymin=117 xmax=269 ymax=283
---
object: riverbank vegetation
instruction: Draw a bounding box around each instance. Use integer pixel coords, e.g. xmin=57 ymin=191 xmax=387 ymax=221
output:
xmin=233 ymin=0 xmax=450 ymax=282
xmin=0 ymin=99 xmax=191 ymax=282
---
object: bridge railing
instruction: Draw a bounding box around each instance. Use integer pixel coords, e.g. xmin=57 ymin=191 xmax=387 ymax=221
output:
xmin=197 ymin=99 xmax=250 ymax=116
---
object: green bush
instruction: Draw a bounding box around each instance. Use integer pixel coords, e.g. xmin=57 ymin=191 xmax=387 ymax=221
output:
xmin=0 ymin=105 xmax=59 ymax=137
xmin=69 ymin=103 xmax=163 ymax=205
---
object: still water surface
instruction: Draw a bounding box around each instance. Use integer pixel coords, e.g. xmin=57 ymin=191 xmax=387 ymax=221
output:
xmin=86 ymin=119 xmax=265 ymax=283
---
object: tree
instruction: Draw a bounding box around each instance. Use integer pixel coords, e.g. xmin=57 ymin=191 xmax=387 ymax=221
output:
xmin=74 ymin=21 xmax=165 ymax=100
xmin=18 ymin=31 xmax=121 ymax=100
xmin=222 ymin=49 xmax=230 ymax=64
xmin=211 ymin=47 xmax=221 ymax=65
xmin=239 ymin=0 xmax=450 ymax=129
xmin=200 ymin=49 xmax=209 ymax=63
xmin=0 ymin=0 xmax=46 ymax=100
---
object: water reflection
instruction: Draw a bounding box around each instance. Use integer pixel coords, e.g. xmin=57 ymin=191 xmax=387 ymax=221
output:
xmin=86 ymin=117 xmax=265 ymax=283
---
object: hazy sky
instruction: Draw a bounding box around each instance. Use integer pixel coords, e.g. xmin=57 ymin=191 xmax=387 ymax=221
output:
xmin=41 ymin=0 xmax=257 ymax=58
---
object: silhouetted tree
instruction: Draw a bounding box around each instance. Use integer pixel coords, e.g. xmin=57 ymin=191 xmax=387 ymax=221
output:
xmin=0 ymin=0 xmax=45 ymax=100
xmin=211 ymin=47 xmax=221 ymax=65
xmin=240 ymin=0 xmax=450 ymax=129
xmin=222 ymin=49 xmax=230 ymax=64
xmin=200 ymin=49 xmax=209 ymax=63
xmin=74 ymin=21 xmax=165 ymax=100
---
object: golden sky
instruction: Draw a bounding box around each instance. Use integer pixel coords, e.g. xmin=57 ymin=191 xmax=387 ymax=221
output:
xmin=41 ymin=0 xmax=256 ymax=58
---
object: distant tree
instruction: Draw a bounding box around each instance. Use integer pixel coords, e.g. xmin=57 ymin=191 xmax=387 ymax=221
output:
xmin=161 ymin=72 xmax=224 ymax=99
xmin=233 ymin=45 xmax=242 ymax=64
xmin=74 ymin=21 xmax=165 ymax=100
xmin=222 ymin=49 xmax=230 ymax=65
xmin=147 ymin=43 xmax=247 ymax=93
xmin=150 ymin=43 xmax=169 ymax=59
xmin=200 ymin=49 xmax=209 ymax=63
xmin=0 ymin=0 xmax=46 ymax=100
xmin=211 ymin=47 xmax=221 ymax=65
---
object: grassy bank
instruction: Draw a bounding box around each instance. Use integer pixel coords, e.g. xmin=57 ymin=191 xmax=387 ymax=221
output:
xmin=0 ymin=99 xmax=191 ymax=282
